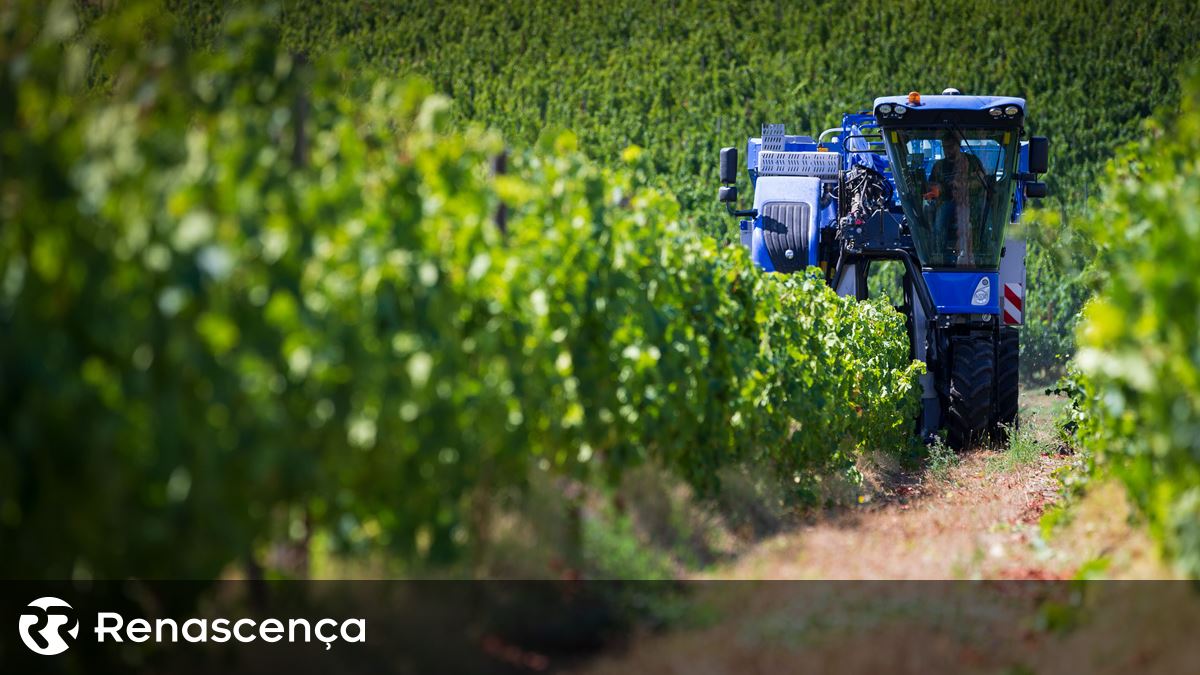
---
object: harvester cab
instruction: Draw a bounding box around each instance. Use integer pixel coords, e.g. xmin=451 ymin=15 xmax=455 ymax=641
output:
xmin=718 ymin=90 xmax=1050 ymax=447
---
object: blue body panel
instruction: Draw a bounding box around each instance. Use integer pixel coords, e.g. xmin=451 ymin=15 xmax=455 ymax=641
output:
xmin=923 ymin=271 xmax=1000 ymax=314
xmin=749 ymin=223 xmax=776 ymax=272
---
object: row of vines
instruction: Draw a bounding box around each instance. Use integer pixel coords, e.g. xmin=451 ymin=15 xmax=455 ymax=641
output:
xmin=1069 ymin=67 xmax=1200 ymax=577
xmin=0 ymin=2 xmax=920 ymax=578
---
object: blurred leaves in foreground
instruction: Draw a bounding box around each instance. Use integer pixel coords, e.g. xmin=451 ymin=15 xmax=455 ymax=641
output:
xmin=0 ymin=1 xmax=918 ymax=578
xmin=1072 ymin=66 xmax=1200 ymax=577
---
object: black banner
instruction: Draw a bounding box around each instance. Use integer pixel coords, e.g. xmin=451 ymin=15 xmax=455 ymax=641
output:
xmin=2 ymin=581 xmax=1197 ymax=674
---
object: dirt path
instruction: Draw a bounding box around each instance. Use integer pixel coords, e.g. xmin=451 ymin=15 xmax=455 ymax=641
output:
xmin=713 ymin=450 xmax=1064 ymax=580
xmin=704 ymin=388 xmax=1167 ymax=581
xmin=573 ymin=391 xmax=1187 ymax=675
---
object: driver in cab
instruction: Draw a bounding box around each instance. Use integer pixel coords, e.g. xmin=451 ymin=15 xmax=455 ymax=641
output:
xmin=923 ymin=132 xmax=986 ymax=265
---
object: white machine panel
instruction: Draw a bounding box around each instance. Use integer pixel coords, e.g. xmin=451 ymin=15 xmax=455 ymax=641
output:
xmin=999 ymin=239 xmax=1027 ymax=325
xmin=761 ymin=123 xmax=786 ymax=152
xmin=756 ymin=151 xmax=840 ymax=180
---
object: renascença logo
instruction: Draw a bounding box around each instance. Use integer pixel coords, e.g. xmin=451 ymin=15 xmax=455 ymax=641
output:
xmin=16 ymin=596 xmax=366 ymax=655
xmin=18 ymin=597 xmax=79 ymax=656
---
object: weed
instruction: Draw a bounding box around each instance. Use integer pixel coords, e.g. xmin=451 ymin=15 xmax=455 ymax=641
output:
xmin=987 ymin=419 xmax=1045 ymax=474
xmin=926 ymin=435 xmax=958 ymax=480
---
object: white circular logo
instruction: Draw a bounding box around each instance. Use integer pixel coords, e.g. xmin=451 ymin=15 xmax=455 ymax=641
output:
xmin=18 ymin=596 xmax=79 ymax=656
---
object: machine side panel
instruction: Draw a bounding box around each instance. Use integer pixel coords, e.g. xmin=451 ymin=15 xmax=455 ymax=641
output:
xmin=999 ymin=239 xmax=1027 ymax=325
xmin=749 ymin=176 xmax=822 ymax=274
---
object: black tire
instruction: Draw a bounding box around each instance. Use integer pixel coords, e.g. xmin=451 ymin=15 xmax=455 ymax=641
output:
xmin=946 ymin=335 xmax=995 ymax=450
xmin=992 ymin=327 xmax=1020 ymax=440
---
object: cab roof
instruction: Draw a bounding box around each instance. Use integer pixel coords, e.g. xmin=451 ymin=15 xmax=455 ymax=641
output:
xmin=872 ymin=94 xmax=1026 ymax=113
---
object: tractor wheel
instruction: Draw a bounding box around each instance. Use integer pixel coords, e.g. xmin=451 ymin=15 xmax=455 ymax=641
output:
xmin=946 ymin=335 xmax=995 ymax=450
xmin=992 ymin=327 xmax=1020 ymax=440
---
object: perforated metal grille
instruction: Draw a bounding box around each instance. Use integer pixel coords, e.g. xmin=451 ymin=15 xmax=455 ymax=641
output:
xmin=761 ymin=123 xmax=786 ymax=152
xmin=757 ymin=151 xmax=839 ymax=180
xmin=761 ymin=202 xmax=810 ymax=274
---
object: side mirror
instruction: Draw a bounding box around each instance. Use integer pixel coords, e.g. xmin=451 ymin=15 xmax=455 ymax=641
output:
xmin=1024 ymin=181 xmax=1047 ymax=199
xmin=1028 ymin=136 xmax=1049 ymax=175
xmin=718 ymin=185 xmax=738 ymax=203
xmin=719 ymin=147 xmax=738 ymax=185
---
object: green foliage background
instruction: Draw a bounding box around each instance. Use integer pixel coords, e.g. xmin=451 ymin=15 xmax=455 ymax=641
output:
xmin=1014 ymin=209 xmax=1096 ymax=380
xmin=0 ymin=1 xmax=919 ymax=578
xmin=163 ymin=0 xmax=1200 ymax=229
